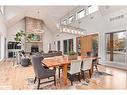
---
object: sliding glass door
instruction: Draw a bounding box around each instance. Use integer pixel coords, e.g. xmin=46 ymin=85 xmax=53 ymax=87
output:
xmin=106 ymin=30 xmax=127 ymax=65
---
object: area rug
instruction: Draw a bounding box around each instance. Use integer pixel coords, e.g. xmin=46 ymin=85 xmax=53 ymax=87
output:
xmin=26 ymin=71 xmax=113 ymax=90
xmin=26 ymin=77 xmax=72 ymax=89
xmin=92 ymin=71 xmax=113 ymax=79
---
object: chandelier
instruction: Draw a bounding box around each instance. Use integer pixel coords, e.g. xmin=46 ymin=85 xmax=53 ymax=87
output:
xmin=59 ymin=24 xmax=85 ymax=35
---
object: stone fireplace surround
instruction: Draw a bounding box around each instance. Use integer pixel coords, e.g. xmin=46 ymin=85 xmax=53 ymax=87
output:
xmin=25 ymin=17 xmax=43 ymax=53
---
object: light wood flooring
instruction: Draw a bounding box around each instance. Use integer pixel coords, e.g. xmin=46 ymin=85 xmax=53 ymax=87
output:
xmin=0 ymin=59 xmax=127 ymax=90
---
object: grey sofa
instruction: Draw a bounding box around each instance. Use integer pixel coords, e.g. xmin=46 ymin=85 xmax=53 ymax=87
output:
xmin=42 ymin=51 xmax=62 ymax=58
xmin=17 ymin=51 xmax=31 ymax=66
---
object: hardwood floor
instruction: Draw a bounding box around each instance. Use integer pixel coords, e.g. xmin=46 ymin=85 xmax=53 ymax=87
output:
xmin=0 ymin=59 xmax=127 ymax=90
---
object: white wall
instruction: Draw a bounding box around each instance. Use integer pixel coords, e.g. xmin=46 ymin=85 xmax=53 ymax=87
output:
xmin=43 ymin=25 xmax=54 ymax=53
xmin=7 ymin=19 xmax=25 ymax=41
xmin=0 ymin=14 xmax=7 ymax=61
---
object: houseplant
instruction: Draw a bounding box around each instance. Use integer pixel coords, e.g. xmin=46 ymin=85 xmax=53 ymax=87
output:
xmin=14 ymin=30 xmax=26 ymax=42
xmin=14 ymin=30 xmax=26 ymax=50
xmin=68 ymin=50 xmax=77 ymax=60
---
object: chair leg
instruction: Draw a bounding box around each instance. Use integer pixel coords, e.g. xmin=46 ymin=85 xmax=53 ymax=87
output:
xmin=82 ymin=71 xmax=85 ymax=80
xmin=34 ymin=77 xmax=37 ymax=84
xmin=89 ymin=70 xmax=91 ymax=78
xmin=37 ymin=78 xmax=40 ymax=89
xmin=78 ymin=73 xmax=81 ymax=82
xmin=95 ymin=65 xmax=98 ymax=71
xmin=54 ymin=75 xmax=56 ymax=86
xmin=70 ymin=75 xmax=73 ymax=85
xmin=59 ymin=67 xmax=60 ymax=78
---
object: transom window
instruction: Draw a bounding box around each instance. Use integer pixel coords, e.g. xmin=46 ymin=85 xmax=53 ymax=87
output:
xmin=0 ymin=6 xmax=4 ymax=15
xmin=77 ymin=9 xmax=85 ymax=19
xmin=68 ymin=15 xmax=74 ymax=24
xmin=63 ymin=19 xmax=68 ymax=25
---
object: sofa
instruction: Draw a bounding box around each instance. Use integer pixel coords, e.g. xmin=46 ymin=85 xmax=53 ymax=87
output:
xmin=42 ymin=51 xmax=62 ymax=58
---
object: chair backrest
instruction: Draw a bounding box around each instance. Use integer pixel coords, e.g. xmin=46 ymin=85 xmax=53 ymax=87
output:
xmin=69 ymin=60 xmax=82 ymax=74
xmin=31 ymin=55 xmax=45 ymax=77
xmin=82 ymin=58 xmax=93 ymax=71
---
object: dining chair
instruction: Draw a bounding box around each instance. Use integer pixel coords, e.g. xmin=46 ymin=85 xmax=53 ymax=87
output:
xmin=86 ymin=51 xmax=98 ymax=71
xmin=67 ymin=60 xmax=82 ymax=85
xmin=31 ymin=55 xmax=56 ymax=89
xmin=81 ymin=58 xmax=93 ymax=80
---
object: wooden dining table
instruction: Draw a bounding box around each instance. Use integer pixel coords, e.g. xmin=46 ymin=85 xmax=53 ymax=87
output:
xmin=42 ymin=56 xmax=100 ymax=85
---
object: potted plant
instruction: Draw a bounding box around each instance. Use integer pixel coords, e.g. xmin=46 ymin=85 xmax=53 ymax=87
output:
xmin=68 ymin=50 xmax=77 ymax=60
xmin=14 ymin=30 xmax=26 ymax=42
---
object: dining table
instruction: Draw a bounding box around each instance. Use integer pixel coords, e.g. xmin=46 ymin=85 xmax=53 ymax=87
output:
xmin=42 ymin=56 xmax=100 ymax=85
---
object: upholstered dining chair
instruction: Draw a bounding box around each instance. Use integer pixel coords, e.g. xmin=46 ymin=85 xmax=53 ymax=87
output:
xmin=31 ymin=55 xmax=56 ymax=89
xmin=67 ymin=60 xmax=82 ymax=85
xmin=86 ymin=51 xmax=98 ymax=71
xmin=81 ymin=58 xmax=93 ymax=80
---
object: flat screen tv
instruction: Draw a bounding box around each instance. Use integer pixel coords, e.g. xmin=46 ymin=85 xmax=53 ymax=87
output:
xmin=31 ymin=35 xmax=40 ymax=41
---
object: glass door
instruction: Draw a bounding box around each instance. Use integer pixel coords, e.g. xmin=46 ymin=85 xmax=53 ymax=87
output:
xmin=106 ymin=30 xmax=127 ymax=65
xmin=63 ymin=39 xmax=73 ymax=54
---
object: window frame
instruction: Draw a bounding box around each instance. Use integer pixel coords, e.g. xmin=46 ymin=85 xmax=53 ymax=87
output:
xmin=77 ymin=9 xmax=85 ymax=20
xmin=62 ymin=19 xmax=68 ymax=25
xmin=68 ymin=15 xmax=74 ymax=24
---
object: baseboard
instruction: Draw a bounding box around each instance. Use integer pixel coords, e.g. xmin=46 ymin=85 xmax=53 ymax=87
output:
xmin=102 ymin=63 xmax=127 ymax=71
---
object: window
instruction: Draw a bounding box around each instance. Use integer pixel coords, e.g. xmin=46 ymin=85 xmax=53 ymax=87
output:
xmin=77 ymin=9 xmax=85 ymax=19
xmin=0 ymin=6 xmax=4 ymax=15
xmin=57 ymin=41 xmax=60 ymax=51
xmin=63 ymin=19 xmax=67 ymax=25
xmin=68 ymin=15 xmax=74 ymax=24
xmin=88 ymin=5 xmax=98 ymax=14
xmin=63 ymin=39 xmax=73 ymax=54
xmin=105 ymin=31 xmax=126 ymax=64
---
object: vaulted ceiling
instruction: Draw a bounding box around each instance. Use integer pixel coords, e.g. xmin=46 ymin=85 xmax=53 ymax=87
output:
xmin=4 ymin=6 xmax=77 ymax=33
xmin=4 ymin=6 xmax=127 ymax=34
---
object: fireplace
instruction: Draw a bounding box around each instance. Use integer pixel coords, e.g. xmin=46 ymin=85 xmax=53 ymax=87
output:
xmin=31 ymin=45 xmax=39 ymax=53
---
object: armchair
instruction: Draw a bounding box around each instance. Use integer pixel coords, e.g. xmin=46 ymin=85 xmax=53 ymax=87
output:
xmin=31 ymin=55 xmax=56 ymax=89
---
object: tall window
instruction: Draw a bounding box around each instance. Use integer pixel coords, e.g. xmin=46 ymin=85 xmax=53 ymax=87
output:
xmin=88 ymin=5 xmax=98 ymax=14
xmin=106 ymin=31 xmax=126 ymax=64
xmin=0 ymin=6 xmax=4 ymax=15
xmin=63 ymin=19 xmax=67 ymax=25
xmin=63 ymin=40 xmax=68 ymax=54
xmin=63 ymin=39 xmax=73 ymax=54
xmin=68 ymin=15 xmax=74 ymax=24
xmin=57 ymin=41 xmax=60 ymax=51
xmin=77 ymin=9 xmax=85 ymax=19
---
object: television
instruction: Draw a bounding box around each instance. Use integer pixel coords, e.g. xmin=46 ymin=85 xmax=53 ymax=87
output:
xmin=31 ymin=35 xmax=40 ymax=41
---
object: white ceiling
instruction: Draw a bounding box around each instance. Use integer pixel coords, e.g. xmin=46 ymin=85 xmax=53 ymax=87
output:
xmin=5 ymin=6 xmax=79 ymax=33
